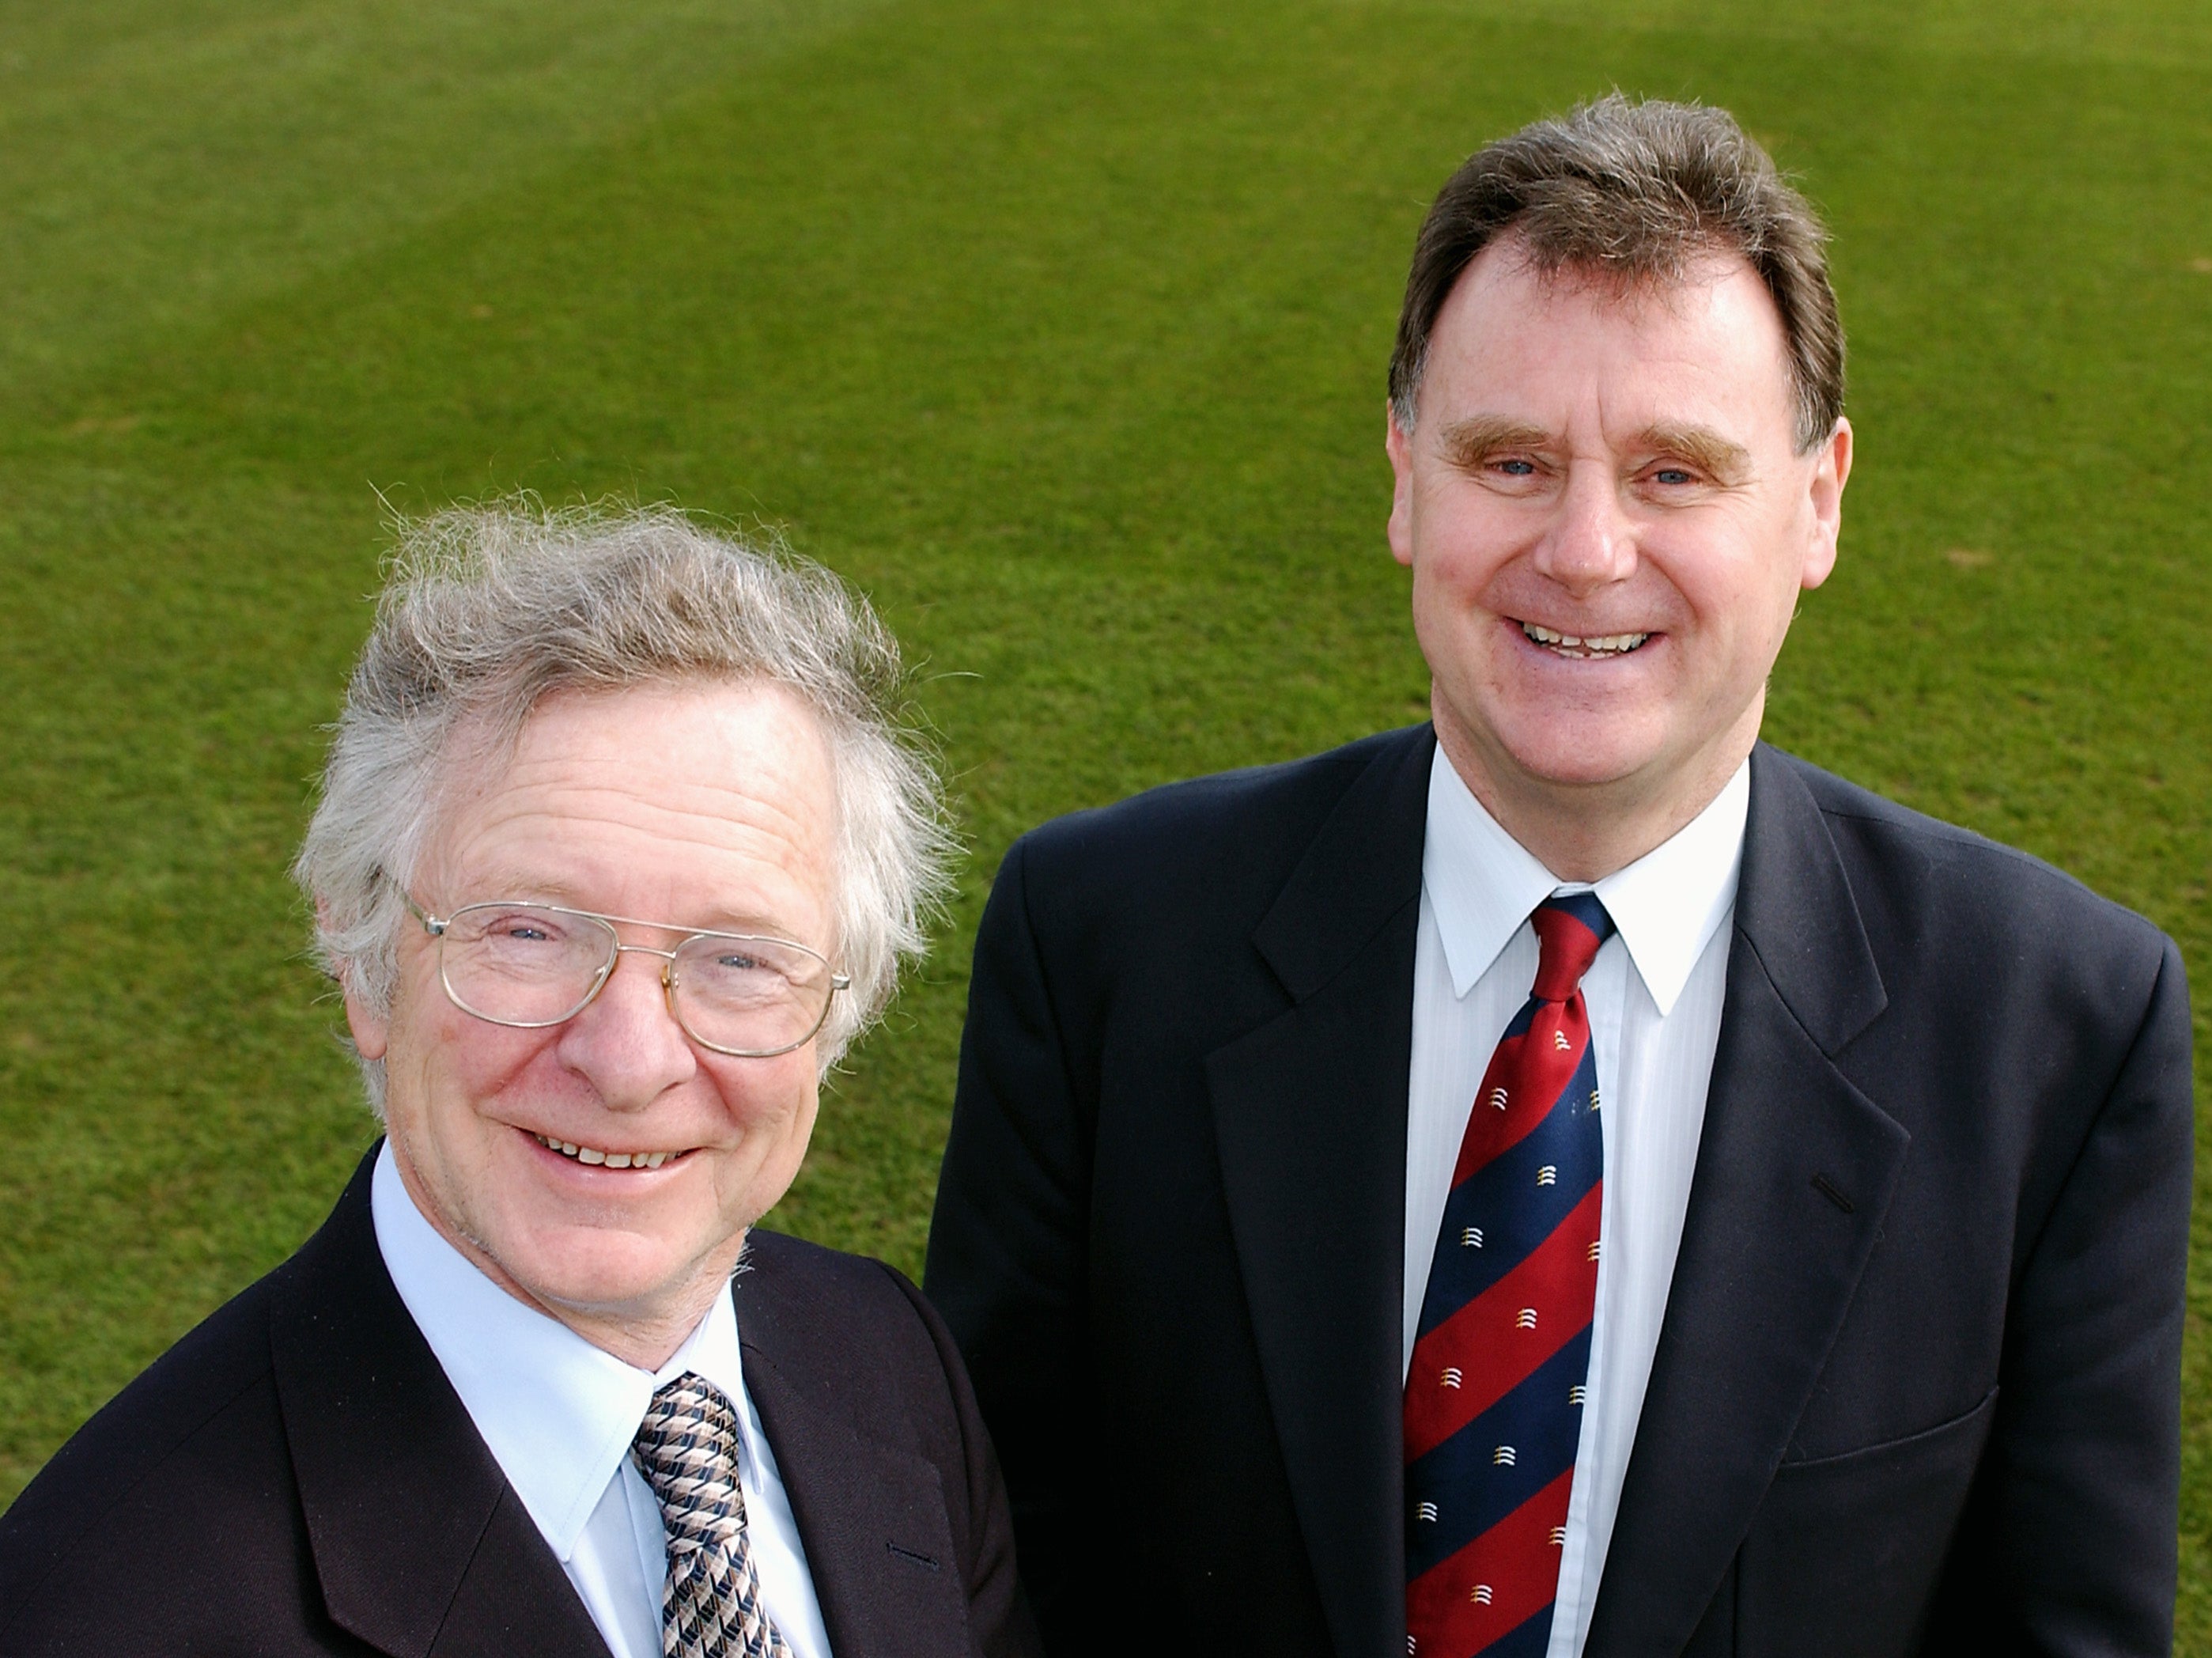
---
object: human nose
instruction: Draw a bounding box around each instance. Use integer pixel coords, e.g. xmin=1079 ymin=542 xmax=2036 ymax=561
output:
xmin=555 ymin=946 xmax=697 ymax=1110
xmin=1530 ymin=462 xmax=1637 ymax=596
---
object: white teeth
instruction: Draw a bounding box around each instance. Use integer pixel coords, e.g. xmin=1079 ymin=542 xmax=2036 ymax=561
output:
xmin=1520 ymin=622 xmax=1650 ymax=656
xmin=534 ymin=1133 xmax=675 ymax=1170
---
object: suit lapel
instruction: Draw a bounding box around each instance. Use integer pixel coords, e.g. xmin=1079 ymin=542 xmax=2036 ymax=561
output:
xmin=1205 ymin=724 xmax=1434 ymax=1658
xmin=740 ymin=1324 xmax=972 ymax=1656
xmin=1585 ymin=748 xmax=1907 ymax=1657
xmin=269 ymin=1152 xmax=611 ymax=1658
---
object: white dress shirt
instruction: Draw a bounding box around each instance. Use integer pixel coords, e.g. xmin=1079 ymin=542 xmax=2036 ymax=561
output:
xmin=1405 ymin=748 xmax=1748 ymax=1658
xmin=371 ymin=1145 xmax=834 ymax=1658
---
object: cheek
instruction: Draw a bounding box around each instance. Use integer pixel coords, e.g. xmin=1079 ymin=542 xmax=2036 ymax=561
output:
xmin=1732 ymin=547 xmax=1813 ymax=653
xmin=1662 ymin=528 xmax=1795 ymax=634
xmin=1408 ymin=543 xmax=1495 ymax=639
xmin=1416 ymin=514 xmax=1547 ymax=632
xmin=715 ymin=1055 xmax=817 ymax=1134
xmin=694 ymin=1062 xmax=819 ymax=1225
xmin=462 ymin=1033 xmax=572 ymax=1111
xmin=1412 ymin=487 xmax=1507 ymax=570
xmin=395 ymin=1005 xmax=567 ymax=1135
xmin=702 ymin=1057 xmax=819 ymax=1169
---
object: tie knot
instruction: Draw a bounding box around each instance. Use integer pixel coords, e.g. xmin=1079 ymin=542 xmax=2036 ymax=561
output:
xmin=1529 ymin=893 xmax=1613 ymax=1001
xmin=633 ymin=1372 xmax=747 ymax=1555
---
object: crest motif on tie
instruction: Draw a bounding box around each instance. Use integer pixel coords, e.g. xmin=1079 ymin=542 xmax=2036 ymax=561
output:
xmin=1405 ymin=893 xmax=1615 ymax=1658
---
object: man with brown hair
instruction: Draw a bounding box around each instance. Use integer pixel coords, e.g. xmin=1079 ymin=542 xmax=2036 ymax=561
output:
xmin=925 ymin=97 xmax=2191 ymax=1657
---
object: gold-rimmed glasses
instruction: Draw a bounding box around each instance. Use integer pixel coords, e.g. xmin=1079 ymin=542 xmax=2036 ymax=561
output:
xmin=393 ymin=887 xmax=848 ymax=1058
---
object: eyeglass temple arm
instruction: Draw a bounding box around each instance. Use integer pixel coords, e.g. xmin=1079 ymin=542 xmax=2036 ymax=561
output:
xmin=377 ymin=870 xmax=448 ymax=937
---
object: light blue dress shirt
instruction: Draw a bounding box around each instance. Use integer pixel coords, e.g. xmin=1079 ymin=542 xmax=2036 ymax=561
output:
xmin=371 ymin=1143 xmax=833 ymax=1658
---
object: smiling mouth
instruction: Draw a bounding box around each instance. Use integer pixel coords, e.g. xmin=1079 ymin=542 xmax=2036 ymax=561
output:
xmin=1520 ymin=621 xmax=1650 ymax=658
xmin=531 ymin=1132 xmax=680 ymax=1170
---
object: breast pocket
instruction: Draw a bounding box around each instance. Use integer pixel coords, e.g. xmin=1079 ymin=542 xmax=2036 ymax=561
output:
xmin=1733 ymin=1387 xmax=1998 ymax=1657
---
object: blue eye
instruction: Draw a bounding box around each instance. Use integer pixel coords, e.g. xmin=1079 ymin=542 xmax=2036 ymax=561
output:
xmin=1496 ymin=459 xmax=1536 ymax=476
xmin=1653 ymin=467 xmax=1693 ymax=486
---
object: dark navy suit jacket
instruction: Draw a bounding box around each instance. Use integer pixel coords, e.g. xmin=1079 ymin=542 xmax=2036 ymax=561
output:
xmin=0 ymin=1149 xmax=1038 ymax=1658
xmin=925 ymin=728 xmax=2191 ymax=1657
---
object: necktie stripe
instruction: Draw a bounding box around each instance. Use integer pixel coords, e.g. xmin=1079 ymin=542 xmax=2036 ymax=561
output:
xmin=1420 ymin=1047 xmax=1603 ymax=1327
xmin=1404 ymin=1183 xmax=1602 ymax=1458
xmin=1406 ymin=1467 xmax=1578 ymax=1655
xmin=1451 ymin=1013 xmax=1592 ymax=1187
xmin=1447 ymin=1606 xmax=1564 ymax=1658
xmin=1407 ymin=894 xmax=1613 ymax=1658
xmin=1405 ymin=1326 xmax=1593 ymax=1575
xmin=633 ymin=1372 xmax=796 ymax=1658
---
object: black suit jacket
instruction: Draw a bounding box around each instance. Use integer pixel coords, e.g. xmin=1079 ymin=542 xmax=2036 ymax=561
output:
xmin=0 ymin=1149 xmax=1038 ymax=1658
xmin=923 ymin=727 xmax=2192 ymax=1658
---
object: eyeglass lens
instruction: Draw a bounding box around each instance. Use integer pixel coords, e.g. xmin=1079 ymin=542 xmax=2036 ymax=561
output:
xmin=437 ymin=903 xmax=833 ymax=1054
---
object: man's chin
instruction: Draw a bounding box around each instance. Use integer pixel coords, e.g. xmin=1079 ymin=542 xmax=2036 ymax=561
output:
xmin=1506 ymin=744 xmax=1652 ymax=789
xmin=473 ymin=1221 xmax=713 ymax=1328
xmin=1446 ymin=718 xmax=1666 ymax=801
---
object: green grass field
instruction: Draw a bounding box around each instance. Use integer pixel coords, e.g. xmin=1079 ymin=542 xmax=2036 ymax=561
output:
xmin=2 ymin=0 xmax=2206 ymax=1638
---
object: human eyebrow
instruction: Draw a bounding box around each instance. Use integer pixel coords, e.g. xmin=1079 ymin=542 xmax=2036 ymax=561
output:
xmin=1436 ymin=415 xmax=1555 ymax=470
xmin=468 ymin=871 xmax=580 ymax=905
xmin=1636 ymin=423 xmax=1753 ymax=485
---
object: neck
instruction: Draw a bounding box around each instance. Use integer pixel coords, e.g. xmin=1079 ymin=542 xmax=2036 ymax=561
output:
xmin=1435 ymin=701 xmax=1761 ymax=883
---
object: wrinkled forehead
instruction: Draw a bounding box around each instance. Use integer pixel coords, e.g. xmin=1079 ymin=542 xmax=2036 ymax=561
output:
xmin=413 ymin=679 xmax=840 ymax=907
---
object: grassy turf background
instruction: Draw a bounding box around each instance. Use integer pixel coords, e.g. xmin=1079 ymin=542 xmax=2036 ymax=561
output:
xmin=1 ymin=0 xmax=2206 ymax=1637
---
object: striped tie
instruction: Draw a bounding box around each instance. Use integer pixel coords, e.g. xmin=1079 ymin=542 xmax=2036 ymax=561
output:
xmin=633 ymin=1372 xmax=796 ymax=1658
xmin=1405 ymin=893 xmax=1613 ymax=1658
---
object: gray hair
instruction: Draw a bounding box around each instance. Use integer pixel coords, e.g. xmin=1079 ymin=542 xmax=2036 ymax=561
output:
xmin=1389 ymin=94 xmax=1844 ymax=453
xmin=293 ymin=502 xmax=956 ymax=1106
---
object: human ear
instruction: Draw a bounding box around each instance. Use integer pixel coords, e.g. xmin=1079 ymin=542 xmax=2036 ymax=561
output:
xmin=1386 ymin=403 xmax=1416 ymax=568
xmin=320 ymin=899 xmax=391 ymax=1061
xmin=341 ymin=979 xmax=390 ymax=1061
xmin=1800 ymin=416 xmax=1852 ymax=592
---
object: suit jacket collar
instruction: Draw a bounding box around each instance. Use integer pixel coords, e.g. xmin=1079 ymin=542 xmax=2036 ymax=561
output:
xmin=1583 ymin=744 xmax=1906 ymax=1656
xmin=734 ymin=1242 xmax=979 ymax=1657
xmin=1248 ymin=724 xmax=1437 ymax=1002
xmin=1209 ymin=723 xmax=1435 ymax=1658
xmin=274 ymin=1167 xmax=983 ymax=1658
xmin=269 ymin=1148 xmax=612 ymax=1658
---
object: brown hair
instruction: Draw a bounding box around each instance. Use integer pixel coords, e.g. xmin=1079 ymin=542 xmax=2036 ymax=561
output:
xmin=1387 ymin=94 xmax=1844 ymax=452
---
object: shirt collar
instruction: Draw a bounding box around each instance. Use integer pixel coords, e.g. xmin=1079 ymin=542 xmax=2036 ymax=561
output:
xmin=370 ymin=1141 xmax=753 ymax=1561
xmin=1423 ymin=748 xmax=1749 ymax=1017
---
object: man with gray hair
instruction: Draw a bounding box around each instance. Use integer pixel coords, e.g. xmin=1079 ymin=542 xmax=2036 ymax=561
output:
xmin=0 ymin=505 xmax=1038 ymax=1658
xmin=928 ymin=96 xmax=2191 ymax=1657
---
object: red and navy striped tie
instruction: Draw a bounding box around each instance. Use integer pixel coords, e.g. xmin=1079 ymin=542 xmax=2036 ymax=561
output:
xmin=1405 ymin=892 xmax=1613 ymax=1658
